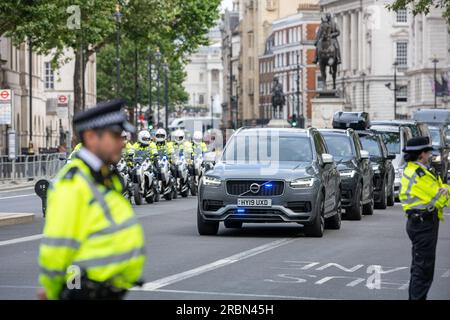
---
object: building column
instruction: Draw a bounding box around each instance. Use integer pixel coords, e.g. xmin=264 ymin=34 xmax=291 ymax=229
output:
xmin=358 ymin=9 xmax=363 ymax=71
xmin=350 ymin=10 xmax=358 ymax=72
xmin=342 ymin=12 xmax=350 ymax=71
xmin=207 ymin=67 xmax=212 ymax=112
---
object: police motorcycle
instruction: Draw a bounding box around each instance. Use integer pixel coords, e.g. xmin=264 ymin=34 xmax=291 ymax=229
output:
xmin=173 ymin=150 xmax=191 ymax=198
xmin=189 ymin=153 xmax=204 ymax=196
xmin=156 ymin=152 xmax=177 ymax=201
xmin=116 ymin=156 xmax=134 ymax=201
xmin=133 ymin=149 xmax=160 ymax=204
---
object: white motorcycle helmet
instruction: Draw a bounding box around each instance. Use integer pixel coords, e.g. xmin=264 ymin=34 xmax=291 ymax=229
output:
xmin=192 ymin=131 xmax=202 ymax=145
xmin=137 ymin=130 xmax=151 ymax=146
xmin=172 ymin=129 xmax=185 ymax=145
xmin=155 ymin=128 xmax=167 ymax=143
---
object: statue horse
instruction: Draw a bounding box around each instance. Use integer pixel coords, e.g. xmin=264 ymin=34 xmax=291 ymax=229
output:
xmin=318 ymin=34 xmax=338 ymax=90
xmin=272 ymin=91 xmax=285 ymax=119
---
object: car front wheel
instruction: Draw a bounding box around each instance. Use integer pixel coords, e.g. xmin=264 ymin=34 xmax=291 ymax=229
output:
xmin=304 ymin=192 xmax=325 ymax=237
xmin=197 ymin=206 xmax=219 ymax=235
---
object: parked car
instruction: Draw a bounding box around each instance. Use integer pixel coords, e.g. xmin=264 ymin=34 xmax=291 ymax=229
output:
xmin=414 ymin=109 xmax=450 ymax=179
xmin=428 ymin=125 xmax=450 ymax=182
xmin=369 ymin=123 xmax=413 ymax=201
xmin=197 ymin=127 xmax=342 ymax=237
xmin=319 ymin=128 xmax=374 ymax=220
xmin=357 ymin=131 xmax=396 ymax=208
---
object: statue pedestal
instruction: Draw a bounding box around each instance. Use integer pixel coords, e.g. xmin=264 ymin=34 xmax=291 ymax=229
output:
xmin=266 ymin=119 xmax=292 ymax=128
xmin=311 ymin=95 xmax=346 ymax=128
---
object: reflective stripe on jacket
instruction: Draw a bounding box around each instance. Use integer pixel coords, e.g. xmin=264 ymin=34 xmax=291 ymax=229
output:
xmin=400 ymin=161 xmax=450 ymax=220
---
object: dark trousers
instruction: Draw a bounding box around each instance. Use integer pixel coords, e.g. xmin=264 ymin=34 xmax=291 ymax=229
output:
xmin=406 ymin=213 xmax=439 ymax=300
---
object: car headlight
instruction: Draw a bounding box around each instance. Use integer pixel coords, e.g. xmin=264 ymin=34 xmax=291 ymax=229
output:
xmin=372 ymin=165 xmax=380 ymax=174
xmin=339 ymin=170 xmax=356 ymax=178
xmin=290 ymin=177 xmax=315 ymax=188
xmin=433 ymin=155 xmax=441 ymax=163
xmin=395 ymin=168 xmax=403 ymax=179
xmin=203 ymin=175 xmax=221 ymax=187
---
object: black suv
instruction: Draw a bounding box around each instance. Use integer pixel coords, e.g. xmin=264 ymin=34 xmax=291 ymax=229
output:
xmin=357 ymin=131 xmax=396 ymax=209
xmin=197 ymin=127 xmax=341 ymax=237
xmin=319 ymin=128 xmax=374 ymax=220
xmin=428 ymin=125 xmax=450 ymax=182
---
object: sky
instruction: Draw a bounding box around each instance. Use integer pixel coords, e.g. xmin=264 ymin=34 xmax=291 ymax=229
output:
xmin=220 ymin=0 xmax=233 ymax=12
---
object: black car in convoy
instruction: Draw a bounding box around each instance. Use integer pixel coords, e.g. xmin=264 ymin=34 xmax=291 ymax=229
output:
xmin=357 ymin=131 xmax=396 ymax=209
xmin=428 ymin=125 xmax=450 ymax=182
xmin=198 ymin=127 xmax=342 ymax=237
xmin=319 ymin=128 xmax=374 ymax=220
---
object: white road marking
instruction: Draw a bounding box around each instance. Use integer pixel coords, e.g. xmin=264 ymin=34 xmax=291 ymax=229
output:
xmin=135 ymin=238 xmax=297 ymax=291
xmin=146 ymin=288 xmax=339 ymax=300
xmin=0 ymin=187 xmax=34 ymax=194
xmin=0 ymin=234 xmax=43 ymax=246
xmin=441 ymin=269 xmax=450 ymax=278
xmin=0 ymin=194 xmax=34 ymax=200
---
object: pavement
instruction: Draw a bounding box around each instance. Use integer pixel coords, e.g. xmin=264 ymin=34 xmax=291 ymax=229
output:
xmin=0 ymin=187 xmax=449 ymax=300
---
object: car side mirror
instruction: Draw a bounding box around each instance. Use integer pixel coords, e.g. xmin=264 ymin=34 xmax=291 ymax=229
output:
xmin=322 ymin=153 xmax=334 ymax=165
xmin=387 ymin=153 xmax=396 ymax=160
xmin=360 ymin=150 xmax=369 ymax=159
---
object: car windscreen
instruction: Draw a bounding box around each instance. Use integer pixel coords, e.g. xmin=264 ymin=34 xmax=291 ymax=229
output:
xmin=377 ymin=132 xmax=400 ymax=154
xmin=429 ymin=128 xmax=441 ymax=147
xmin=321 ymin=134 xmax=355 ymax=160
xmin=360 ymin=135 xmax=382 ymax=157
xmin=222 ymin=134 xmax=313 ymax=162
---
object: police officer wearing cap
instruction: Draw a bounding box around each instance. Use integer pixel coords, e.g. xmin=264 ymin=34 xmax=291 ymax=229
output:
xmin=37 ymin=99 xmax=146 ymax=300
xmin=400 ymin=136 xmax=450 ymax=300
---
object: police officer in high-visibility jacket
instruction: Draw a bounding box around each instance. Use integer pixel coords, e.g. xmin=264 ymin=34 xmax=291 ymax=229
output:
xmin=37 ymin=99 xmax=146 ymax=300
xmin=400 ymin=136 xmax=450 ymax=300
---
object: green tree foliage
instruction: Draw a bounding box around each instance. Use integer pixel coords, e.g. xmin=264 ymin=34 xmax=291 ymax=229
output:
xmin=387 ymin=0 xmax=450 ymax=25
xmin=0 ymin=0 xmax=221 ymax=124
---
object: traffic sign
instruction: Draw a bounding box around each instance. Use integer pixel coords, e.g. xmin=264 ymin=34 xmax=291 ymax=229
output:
xmin=57 ymin=94 xmax=69 ymax=118
xmin=0 ymin=89 xmax=13 ymax=125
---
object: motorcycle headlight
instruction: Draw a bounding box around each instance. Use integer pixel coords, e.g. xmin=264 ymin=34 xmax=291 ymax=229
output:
xmin=290 ymin=177 xmax=316 ymax=188
xmin=203 ymin=176 xmax=221 ymax=187
xmin=340 ymin=170 xmax=356 ymax=179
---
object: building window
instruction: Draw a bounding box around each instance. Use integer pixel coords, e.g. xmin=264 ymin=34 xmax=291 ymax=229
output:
xmin=397 ymin=85 xmax=408 ymax=102
xmin=415 ymin=77 xmax=421 ymax=103
xmin=396 ymin=9 xmax=407 ymax=23
xmin=198 ymin=94 xmax=205 ymax=105
xmin=212 ymin=69 xmax=219 ymax=82
xmin=248 ymin=57 xmax=254 ymax=70
xmin=248 ymin=33 xmax=254 ymax=49
xmin=199 ymin=72 xmax=204 ymax=82
xmin=44 ymin=62 xmax=54 ymax=89
xmin=396 ymin=41 xmax=408 ymax=67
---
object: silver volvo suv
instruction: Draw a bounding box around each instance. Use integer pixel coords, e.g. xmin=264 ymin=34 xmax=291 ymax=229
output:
xmin=197 ymin=127 xmax=342 ymax=237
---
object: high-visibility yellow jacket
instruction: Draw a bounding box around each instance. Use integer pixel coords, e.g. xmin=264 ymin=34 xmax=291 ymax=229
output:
xmin=68 ymin=143 xmax=82 ymax=160
xmin=400 ymin=161 xmax=450 ymax=220
xmin=191 ymin=142 xmax=207 ymax=156
xmin=154 ymin=141 xmax=174 ymax=162
xmin=38 ymin=157 xmax=146 ymax=300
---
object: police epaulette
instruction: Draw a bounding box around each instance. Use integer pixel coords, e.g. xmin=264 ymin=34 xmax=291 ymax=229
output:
xmin=62 ymin=167 xmax=79 ymax=180
xmin=415 ymin=167 xmax=426 ymax=177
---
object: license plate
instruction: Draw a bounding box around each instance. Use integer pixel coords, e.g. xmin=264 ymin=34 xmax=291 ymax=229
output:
xmin=237 ymin=198 xmax=272 ymax=207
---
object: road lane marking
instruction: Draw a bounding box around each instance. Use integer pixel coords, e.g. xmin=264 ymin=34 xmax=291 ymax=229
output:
xmin=0 ymin=187 xmax=34 ymax=194
xmin=135 ymin=238 xmax=297 ymax=291
xmin=147 ymin=288 xmax=339 ymax=300
xmin=0 ymin=204 xmax=193 ymax=247
xmin=0 ymin=194 xmax=34 ymax=200
xmin=0 ymin=234 xmax=43 ymax=246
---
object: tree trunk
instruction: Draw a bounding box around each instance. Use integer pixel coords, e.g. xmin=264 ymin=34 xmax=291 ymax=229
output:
xmin=73 ymin=48 xmax=83 ymax=117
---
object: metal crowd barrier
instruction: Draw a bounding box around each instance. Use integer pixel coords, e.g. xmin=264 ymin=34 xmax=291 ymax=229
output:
xmin=0 ymin=153 xmax=67 ymax=181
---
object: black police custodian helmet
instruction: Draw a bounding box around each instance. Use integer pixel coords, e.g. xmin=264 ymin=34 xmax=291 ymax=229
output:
xmin=73 ymin=99 xmax=135 ymax=134
xmin=403 ymin=136 xmax=433 ymax=153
